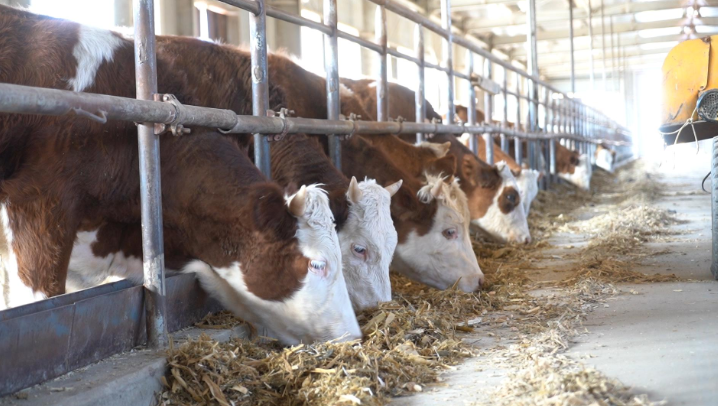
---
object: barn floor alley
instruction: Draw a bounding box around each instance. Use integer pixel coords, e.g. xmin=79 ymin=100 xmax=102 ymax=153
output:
xmin=391 ymin=145 xmax=718 ymax=406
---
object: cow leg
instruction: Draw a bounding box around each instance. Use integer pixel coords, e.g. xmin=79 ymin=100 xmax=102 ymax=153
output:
xmin=0 ymin=199 xmax=77 ymax=309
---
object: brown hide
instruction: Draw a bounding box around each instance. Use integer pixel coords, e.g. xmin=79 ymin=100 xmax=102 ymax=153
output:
xmin=270 ymin=133 xmax=349 ymax=231
xmin=428 ymin=134 xmax=520 ymax=219
xmin=341 ymin=136 xmax=435 ymax=244
xmin=359 ymin=134 xmax=453 ymax=181
xmin=339 ymin=78 xmax=442 ymax=122
xmin=454 ymin=105 xmax=517 ymax=129
xmin=0 ymin=7 xmax=308 ymax=300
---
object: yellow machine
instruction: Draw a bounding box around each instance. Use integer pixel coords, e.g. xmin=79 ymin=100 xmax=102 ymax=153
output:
xmin=660 ymin=35 xmax=718 ymax=144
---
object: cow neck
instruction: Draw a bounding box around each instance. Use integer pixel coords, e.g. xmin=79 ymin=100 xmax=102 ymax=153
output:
xmin=270 ymin=133 xmax=349 ymax=231
xmin=359 ymin=134 xmax=439 ymax=180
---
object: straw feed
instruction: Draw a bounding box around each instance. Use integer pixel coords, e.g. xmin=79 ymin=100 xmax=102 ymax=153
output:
xmin=160 ymin=161 xmax=677 ymax=406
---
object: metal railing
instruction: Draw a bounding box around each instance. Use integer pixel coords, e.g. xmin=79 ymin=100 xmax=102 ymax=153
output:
xmin=0 ymin=0 xmax=631 ymax=351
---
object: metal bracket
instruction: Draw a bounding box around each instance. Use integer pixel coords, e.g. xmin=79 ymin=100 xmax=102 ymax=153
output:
xmin=469 ymin=72 xmax=501 ymax=96
xmin=154 ymin=93 xmax=190 ymax=136
xmin=339 ymin=113 xmax=362 ymax=140
xmin=265 ymin=108 xmax=294 ymax=141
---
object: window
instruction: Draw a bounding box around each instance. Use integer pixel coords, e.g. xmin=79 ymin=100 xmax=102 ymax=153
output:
xmin=194 ymin=2 xmax=231 ymax=43
xmin=299 ymin=10 xmax=363 ymax=79
xmin=30 ymin=0 xmax=115 ymax=29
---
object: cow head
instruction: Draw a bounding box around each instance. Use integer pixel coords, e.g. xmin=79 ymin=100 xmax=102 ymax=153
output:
xmin=457 ymin=153 xmax=531 ymax=244
xmin=187 ymin=184 xmax=360 ymax=345
xmin=560 ymin=153 xmax=591 ymax=190
xmin=339 ymin=177 xmax=400 ymax=311
xmin=513 ymin=167 xmax=541 ymax=216
xmin=391 ymin=174 xmax=484 ymax=293
xmin=595 ymin=147 xmax=615 ymax=173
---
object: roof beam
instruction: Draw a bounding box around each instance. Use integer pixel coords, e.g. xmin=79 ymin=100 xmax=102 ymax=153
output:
xmin=508 ymin=32 xmax=717 ymax=57
xmin=463 ymin=0 xmax=710 ymax=32
xmin=488 ymin=17 xmax=718 ymax=45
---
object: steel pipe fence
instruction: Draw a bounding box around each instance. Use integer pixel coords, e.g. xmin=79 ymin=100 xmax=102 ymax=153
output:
xmin=0 ymin=0 xmax=631 ymax=361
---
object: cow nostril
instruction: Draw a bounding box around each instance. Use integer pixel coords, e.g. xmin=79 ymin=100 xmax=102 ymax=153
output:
xmin=524 ymin=237 xmax=531 ymax=245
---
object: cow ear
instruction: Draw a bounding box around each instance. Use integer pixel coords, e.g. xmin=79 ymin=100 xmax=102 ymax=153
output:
xmin=458 ymin=133 xmax=471 ymax=148
xmin=428 ymin=154 xmax=457 ymax=180
xmin=384 ymin=179 xmax=403 ymax=197
xmin=511 ymin=168 xmax=522 ymax=178
xmin=287 ymin=185 xmax=307 ymax=217
xmin=347 ymin=176 xmax=363 ymax=204
xmin=479 ymin=166 xmax=501 ymax=189
xmin=460 ymin=155 xmax=477 ymax=186
xmin=252 ymin=185 xmax=296 ymax=239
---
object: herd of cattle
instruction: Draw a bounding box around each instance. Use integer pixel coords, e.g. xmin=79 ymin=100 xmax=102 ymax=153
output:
xmin=0 ymin=6 xmax=616 ymax=345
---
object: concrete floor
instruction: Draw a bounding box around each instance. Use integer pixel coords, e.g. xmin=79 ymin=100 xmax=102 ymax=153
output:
xmin=392 ymin=147 xmax=718 ymax=405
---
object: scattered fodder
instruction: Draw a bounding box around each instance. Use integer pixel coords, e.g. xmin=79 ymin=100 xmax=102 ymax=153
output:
xmin=490 ymin=279 xmax=666 ymax=406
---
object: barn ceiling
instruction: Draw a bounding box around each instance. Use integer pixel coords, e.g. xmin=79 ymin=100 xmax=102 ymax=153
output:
xmin=416 ymin=0 xmax=718 ymax=79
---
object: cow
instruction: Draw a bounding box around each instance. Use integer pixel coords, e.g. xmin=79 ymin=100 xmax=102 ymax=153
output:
xmin=595 ymin=143 xmax=616 ymax=173
xmin=508 ymin=139 xmax=591 ymax=191
xmin=0 ymin=6 xmax=361 ymax=344
xmin=341 ymin=136 xmax=484 ymax=292
xmin=458 ymin=133 xmax=541 ymax=216
xmin=426 ymin=134 xmax=531 ymax=243
xmin=339 ymin=78 xmax=443 ymax=123
xmin=269 ymin=133 xmax=400 ymax=310
xmin=330 ymin=80 xmax=531 ymax=243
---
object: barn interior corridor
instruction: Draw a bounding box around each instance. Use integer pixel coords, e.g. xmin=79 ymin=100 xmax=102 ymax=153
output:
xmin=391 ymin=140 xmax=718 ymax=406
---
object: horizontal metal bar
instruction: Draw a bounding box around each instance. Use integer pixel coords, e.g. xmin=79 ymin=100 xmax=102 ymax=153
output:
xmin=0 ymin=83 xmax=629 ymax=144
xmin=215 ymin=0 xmax=629 ymax=136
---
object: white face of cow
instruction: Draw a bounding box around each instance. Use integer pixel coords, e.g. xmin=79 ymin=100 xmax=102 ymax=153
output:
xmin=515 ymin=168 xmax=540 ymax=216
xmin=391 ymin=175 xmax=484 ymax=293
xmin=186 ymin=185 xmax=361 ymax=345
xmin=340 ymin=177 xmax=400 ymax=311
xmin=595 ymin=148 xmax=615 ymax=173
xmin=560 ymin=154 xmax=592 ymax=190
xmin=472 ymin=163 xmax=532 ymax=244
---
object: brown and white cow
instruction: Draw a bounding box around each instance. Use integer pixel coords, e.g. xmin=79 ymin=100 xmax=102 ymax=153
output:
xmin=332 ymin=80 xmax=531 ymax=243
xmin=508 ymin=138 xmax=592 ymax=191
xmin=595 ymin=143 xmax=616 ymax=173
xmin=0 ymin=6 xmax=361 ymax=344
xmin=269 ymin=133 xmax=400 ymax=310
xmin=342 ymin=136 xmax=484 ymax=292
xmin=457 ymin=133 xmax=541 ymax=216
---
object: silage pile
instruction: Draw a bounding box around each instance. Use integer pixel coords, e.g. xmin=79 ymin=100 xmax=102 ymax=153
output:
xmin=160 ymin=162 xmax=679 ymax=406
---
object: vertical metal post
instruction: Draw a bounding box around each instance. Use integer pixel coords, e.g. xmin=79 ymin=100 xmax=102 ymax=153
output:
xmin=250 ymin=0 xmax=270 ymax=178
xmin=609 ymin=15 xmax=615 ymax=91
xmin=515 ymin=73 xmax=523 ymax=165
xmin=709 ymin=135 xmax=717 ymax=279
xmin=526 ymin=0 xmax=539 ymax=171
xmin=415 ymin=24 xmax=425 ymax=143
xmin=441 ymin=0 xmax=454 ymax=124
xmin=550 ymin=137 xmax=557 ymax=180
xmin=588 ymin=0 xmax=595 ymax=92
xmin=501 ymin=66 xmax=509 ymax=152
xmin=544 ymin=89 xmax=551 ymax=186
xmin=569 ymin=0 xmax=576 ymax=95
xmin=133 ymin=0 xmax=167 ymax=349
xmin=324 ymin=0 xmax=341 ymax=169
xmin=376 ymin=5 xmax=388 ymax=122
xmin=483 ymin=56 xmax=494 ymax=164
xmin=600 ymin=0 xmax=607 ymax=92
xmin=467 ymin=51 xmax=478 ymax=154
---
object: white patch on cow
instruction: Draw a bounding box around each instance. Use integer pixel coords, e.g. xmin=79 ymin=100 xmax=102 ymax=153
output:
xmin=340 ymin=178 xmax=396 ymax=311
xmin=515 ymin=168 xmax=540 ymax=216
xmin=339 ymin=83 xmax=354 ymax=97
xmin=368 ymin=81 xmax=377 ymax=88
xmin=67 ymin=25 xmax=124 ymax=92
xmin=417 ymin=141 xmax=450 ymax=158
xmin=65 ymin=230 xmax=144 ymax=293
xmin=560 ymin=154 xmax=591 ymax=190
xmin=595 ymin=148 xmax=615 ymax=173
xmin=473 ymin=163 xmax=531 ymax=244
xmin=0 ymin=203 xmax=47 ymax=310
xmin=185 ymin=185 xmax=361 ymax=345
xmin=391 ymin=175 xmax=484 ymax=293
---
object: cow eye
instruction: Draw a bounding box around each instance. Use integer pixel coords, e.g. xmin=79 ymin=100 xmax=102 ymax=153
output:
xmin=507 ymin=193 xmax=516 ymax=203
xmin=442 ymin=228 xmax=458 ymax=240
xmin=308 ymin=259 xmax=327 ymax=273
xmin=352 ymin=244 xmax=367 ymax=259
